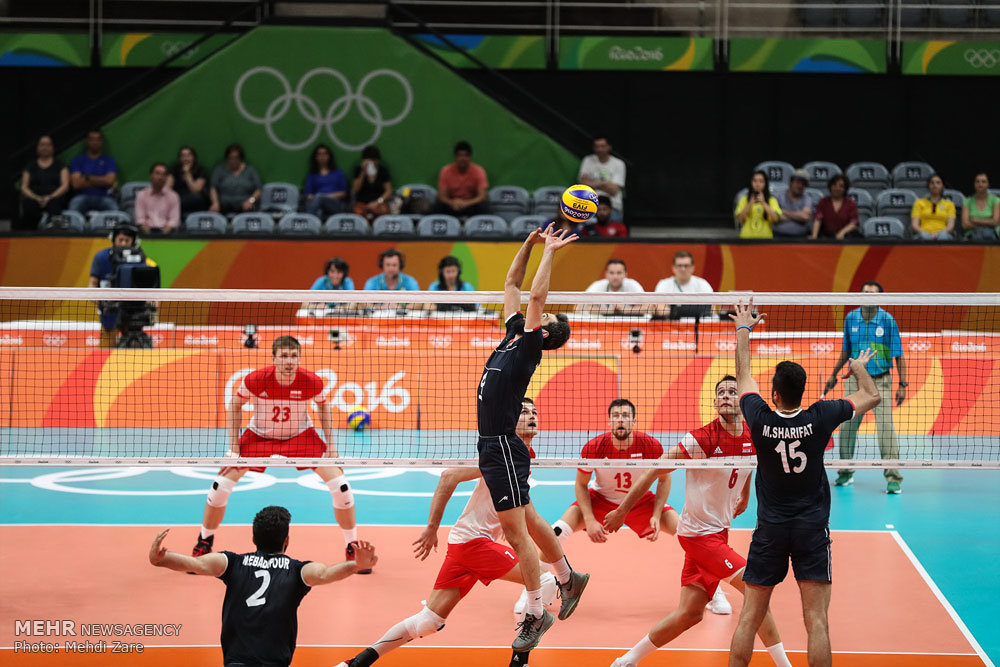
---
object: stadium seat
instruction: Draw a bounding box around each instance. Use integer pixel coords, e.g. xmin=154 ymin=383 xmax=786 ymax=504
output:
xmin=900 ymin=0 xmax=926 ymax=25
xmin=39 ymin=210 xmax=86 ymax=233
xmin=489 ymin=186 xmax=530 ymax=222
xmin=260 ymin=182 xmax=299 ymax=214
xmin=801 ymin=161 xmax=842 ymax=189
xmin=417 ymin=215 xmax=461 ymax=238
xmin=372 ymin=215 xmax=415 ymax=236
xmin=464 ymin=215 xmax=510 ymax=238
xmin=398 ymin=183 xmax=437 ymax=208
xmin=232 ymin=212 xmax=275 ymax=235
xmin=876 ymin=188 xmax=919 ymax=228
xmin=277 ymin=213 xmax=322 ymax=235
xmin=843 ymin=0 xmax=882 ymax=26
xmin=325 ymin=213 xmax=370 ymax=236
xmin=847 ymin=188 xmax=875 ymax=220
xmin=846 ymin=162 xmax=890 ymax=195
xmin=532 ymin=186 xmax=563 ymax=218
xmin=510 ymin=215 xmax=548 ymax=238
xmin=88 ymin=210 xmax=132 ymax=233
xmin=892 ymin=161 xmax=935 ymax=191
xmin=943 ymin=189 xmax=965 ymax=211
xmin=985 ymin=6 xmax=1000 ymax=26
xmin=184 ymin=212 xmax=228 ymax=235
xmin=933 ymin=0 xmax=972 ymax=26
xmin=799 ymin=0 xmax=837 ymax=26
xmin=753 ymin=160 xmax=796 ymax=186
xmin=119 ymin=181 xmax=149 ymax=208
xmin=862 ymin=216 xmax=907 ymax=239
xmin=805 ymin=187 xmax=826 ymax=204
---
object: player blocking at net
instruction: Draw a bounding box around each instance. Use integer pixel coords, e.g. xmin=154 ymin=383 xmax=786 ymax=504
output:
xmin=477 ymin=223 xmax=590 ymax=652
xmin=727 ymin=300 xmax=881 ymax=667
xmin=334 ymin=399 xmax=559 ymax=667
xmin=192 ymin=335 xmax=365 ymax=570
xmin=604 ymin=375 xmax=793 ymax=667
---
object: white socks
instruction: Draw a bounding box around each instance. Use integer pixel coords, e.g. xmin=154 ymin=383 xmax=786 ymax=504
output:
xmin=199 ymin=527 xmax=216 ymax=539
xmin=547 ymin=556 xmax=572 ymax=585
xmin=766 ymin=642 xmax=793 ymax=667
xmin=342 ymin=527 xmax=358 ymax=545
xmin=551 ymin=519 xmax=572 ymax=542
xmin=525 ymin=589 xmax=543 ymax=617
xmin=622 ymin=635 xmax=658 ymax=663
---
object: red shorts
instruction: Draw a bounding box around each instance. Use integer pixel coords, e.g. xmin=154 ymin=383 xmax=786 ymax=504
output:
xmin=224 ymin=428 xmax=326 ymax=473
xmin=433 ymin=538 xmax=519 ymax=598
xmin=677 ymin=530 xmax=747 ymax=597
xmin=576 ymin=489 xmax=670 ymax=539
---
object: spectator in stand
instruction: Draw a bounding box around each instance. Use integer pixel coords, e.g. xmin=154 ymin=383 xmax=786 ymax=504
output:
xmin=592 ymin=195 xmax=628 ymax=237
xmin=734 ymin=170 xmax=781 ymax=239
xmin=811 ymin=174 xmax=859 ymax=241
xmin=303 ymin=257 xmax=355 ymax=311
xmin=352 ymin=145 xmax=392 ymax=222
xmin=910 ymin=173 xmax=955 ymax=241
xmin=305 ymin=144 xmax=347 ymax=218
xmin=68 ymin=128 xmax=118 ymax=214
xmin=577 ymin=259 xmax=644 ymax=315
xmin=20 ymin=135 xmax=69 ymax=229
xmin=578 ymin=135 xmax=626 ymax=220
xmin=428 ymin=255 xmax=476 ymax=312
xmin=134 ymin=163 xmax=180 ymax=234
xmin=774 ymin=169 xmax=814 ymax=237
xmin=961 ymin=172 xmax=999 ymax=241
xmin=167 ymin=146 xmax=208 ymax=216
xmin=363 ymin=249 xmax=419 ymax=291
xmin=435 ymin=141 xmax=488 ymax=218
xmin=653 ymin=250 xmax=714 ymax=318
xmin=209 ymin=144 xmax=261 ymax=215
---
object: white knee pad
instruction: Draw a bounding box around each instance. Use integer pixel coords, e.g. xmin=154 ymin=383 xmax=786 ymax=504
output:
xmin=403 ymin=606 xmax=445 ymax=639
xmin=327 ymin=475 xmax=354 ymax=510
xmin=206 ymin=476 xmax=237 ymax=508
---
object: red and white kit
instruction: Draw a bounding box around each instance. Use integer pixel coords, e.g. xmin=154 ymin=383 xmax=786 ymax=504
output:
xmin=675 ymin=418 xmax=756 ymax=595
xmin=576 ymin=432 xmax=669 ymax=538
xmin=235 ymin=367 xmax=328 ymax=470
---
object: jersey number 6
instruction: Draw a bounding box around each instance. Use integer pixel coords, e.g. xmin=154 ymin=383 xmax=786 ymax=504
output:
xmin=774 ymin=439 xmax=806 ymax=474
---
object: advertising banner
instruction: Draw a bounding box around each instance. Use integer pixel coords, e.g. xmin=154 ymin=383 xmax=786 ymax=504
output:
xmin=100 ymin=32 xmax=238 ymax=67
xmin=413 ymin=34 xmax=545 ymax=69
xmin=730 ymin=38 xmax=886 ymax=73
xmin=559 ymin=36 xmax=713 ymax=71
xmin=902 ymin=40 xmax=1000 ymax=75
xmin=0 ymin=32 xmax=89 ymax=67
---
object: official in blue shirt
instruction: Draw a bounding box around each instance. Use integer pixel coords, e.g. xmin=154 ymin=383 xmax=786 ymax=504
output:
xmin=428 ymin=255 xmax=476 ymax=312
xmin=363 ymin=249 xmax=419 ymax=291
xmin=69 ymin=129 xmax=119 ymax=214
xmin=823 ymin=281 xmax=908 ymax=492
xmin=304 ymin=257 xmax=355 ymax=309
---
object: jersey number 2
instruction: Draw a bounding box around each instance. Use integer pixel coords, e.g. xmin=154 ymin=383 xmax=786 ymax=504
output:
xmin=246 ymin=570 xmax=271 ymax=607
xmin=271 ymin=406 xmax=291 ymax=422
xmin=614 ymin=472 xmax=632 ymax=490
xmin=775 ymin=440 xmax=806 ymax=474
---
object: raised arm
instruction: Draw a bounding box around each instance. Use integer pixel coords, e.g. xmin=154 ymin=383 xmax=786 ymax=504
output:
xmin=525 ymin=225 xmax=577 ymax=330
xmin=413 ymin=467 xmax=481 ymax=561
xmin=301 ymin=540 xmax=377 ymax=585
xmin=504 ymin=227 xmax=544 ymax=320
xmin=844 ymin=348 xmax=881 ymax=416
xmin=149 ymin=529 xmax=227 ymax=576
xmin=824 ymin=346 xmax=852 ymax=397
xmin=730 ymin=299 xmax=765 ymax=396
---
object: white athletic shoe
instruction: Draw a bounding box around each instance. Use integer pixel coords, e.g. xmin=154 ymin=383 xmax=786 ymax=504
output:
xmin=706 ymin=586 xmax=732 ymax=615
xmin=513 ymin=572 xmax=558 ymax=624
xmin=610 ymin=657 xmax=637 ymax=667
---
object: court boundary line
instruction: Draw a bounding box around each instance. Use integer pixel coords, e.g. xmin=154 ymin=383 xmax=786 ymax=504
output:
xmin=0 ymin=523 xmax=896 ymax=533
xmin=891 ymin=530 xmax=994 ymax=667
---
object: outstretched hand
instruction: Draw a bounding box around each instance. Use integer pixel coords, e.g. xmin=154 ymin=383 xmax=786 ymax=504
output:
xmin=149 ymin=529 xmax=170 ymax=566
xmin=412 ymin=525 xmax=439 ymax=561
xmin=843 ymin=348 xmax=876 ymax=379
xmin=539 ymin=223 xmax=578 ymax=251
xmin=728 ymin=298 xmax=766 ymax=331
xmin=524 ymin=225 xmax=547 ymax=246
xmin=352 ymin=540 xmax=378 ymax=571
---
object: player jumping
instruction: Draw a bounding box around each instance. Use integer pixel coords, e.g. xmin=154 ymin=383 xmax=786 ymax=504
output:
xmin=335 ymin=398 xmax=559 ymax=667
xmin=605 ymin=375 xmax=794 ymax=667
xmin=192 ymin=336 xmax=364 ymax=570
xmin=477 ymin=223 xmax=589 ymax=653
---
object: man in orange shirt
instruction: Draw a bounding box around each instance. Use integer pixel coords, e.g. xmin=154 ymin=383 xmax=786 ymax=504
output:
xmin=435 ymin=141 xmax=489 ymax=218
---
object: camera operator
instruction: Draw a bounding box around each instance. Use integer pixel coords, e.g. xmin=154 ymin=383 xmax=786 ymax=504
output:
xmin=88 ymin=222 xmax=160 ymax=348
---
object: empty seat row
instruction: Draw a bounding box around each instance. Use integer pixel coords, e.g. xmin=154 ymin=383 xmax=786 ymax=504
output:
xmin=798 ymin=0 xmax=999 ymax=28
xmin=754 ymin=160 xmax=940 ymax=196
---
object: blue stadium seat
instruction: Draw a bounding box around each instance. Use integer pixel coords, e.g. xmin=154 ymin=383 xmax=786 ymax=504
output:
xmin=119 ymin=181 xmax=149 ymax=208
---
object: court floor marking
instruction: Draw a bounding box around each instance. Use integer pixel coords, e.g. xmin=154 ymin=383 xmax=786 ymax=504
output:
xmin=891 ymin=531 xmax=994 ymax=667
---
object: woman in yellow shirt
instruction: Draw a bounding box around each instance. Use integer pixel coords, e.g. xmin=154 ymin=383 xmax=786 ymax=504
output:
xmin=735 ymin=170 xmax=782 ymax=239
xmin=910 ymin=173 xmax=955 ymax=241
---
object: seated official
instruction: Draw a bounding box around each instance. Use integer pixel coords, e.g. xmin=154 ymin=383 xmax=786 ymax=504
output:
xmin=428 ymin=255 xmax=476 ymax=312
xmin=303 ymin=257 xmax=355 ymax=311
xmin=577 ymin=258 xmax=644 ymax=315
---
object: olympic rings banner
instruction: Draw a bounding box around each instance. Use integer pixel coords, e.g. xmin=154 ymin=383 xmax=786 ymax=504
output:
xmin=68 ymin=26 xmax=578 ymax=191
xmin=902 ymin=40 xmax=1000 ymax=75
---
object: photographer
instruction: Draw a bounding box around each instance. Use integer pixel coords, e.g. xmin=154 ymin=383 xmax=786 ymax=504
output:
xmin=88 ymin=222 xmax=160 ymax=348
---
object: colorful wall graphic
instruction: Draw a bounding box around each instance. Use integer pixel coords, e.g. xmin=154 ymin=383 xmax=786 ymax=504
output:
xmin=100 ymin=32 xmax=239 ymax=67
xmin=413 ymin=34 xmax=546 ymax=69
xmin=730 ymin=38 xmax=887 ymax=73
xmin=902 ymin=41 xmax=1000 ymax=75
xmin=558 ymin=36 xmax=713 ymax=71
xmin=0 ymin=32 xmax=90 ymax=67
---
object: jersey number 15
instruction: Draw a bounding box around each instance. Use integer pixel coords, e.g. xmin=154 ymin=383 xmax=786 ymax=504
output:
xmin=774 ymin=439 xmax=806 ymax=474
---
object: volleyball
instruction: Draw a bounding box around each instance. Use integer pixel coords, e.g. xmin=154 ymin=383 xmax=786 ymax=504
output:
xmin=347 ymin=410 xmax=371 ymax=431
xmin=560 ymin=184 xmax=599 ymax=223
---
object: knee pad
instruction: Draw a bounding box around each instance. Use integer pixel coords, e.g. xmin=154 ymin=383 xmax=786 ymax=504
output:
xmin=327 ymin=475 xmax=354 ymax=509
xmin=206 ymin=476 xmax=237 ymax=508
xmin=403 ymin=606 xmax=445 ymax=639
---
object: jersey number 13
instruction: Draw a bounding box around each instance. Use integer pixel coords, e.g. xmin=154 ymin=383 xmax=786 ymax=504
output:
xmin=774 ymin=439 xmax=806 ymax=474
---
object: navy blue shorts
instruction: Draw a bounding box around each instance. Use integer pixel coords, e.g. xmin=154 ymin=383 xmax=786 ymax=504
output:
xmin=477 ymin=434 xmax=531 ymax=512
xmin=743 ymin=522 xmax=832 ymax=586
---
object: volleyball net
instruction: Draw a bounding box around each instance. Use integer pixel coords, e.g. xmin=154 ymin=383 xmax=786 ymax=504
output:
xmin=0 ymin=287 xmax=997 ymax=469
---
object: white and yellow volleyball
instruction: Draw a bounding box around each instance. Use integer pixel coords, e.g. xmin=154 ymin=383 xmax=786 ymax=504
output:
xmin=560 ymin=184 xmax=599 ymax=223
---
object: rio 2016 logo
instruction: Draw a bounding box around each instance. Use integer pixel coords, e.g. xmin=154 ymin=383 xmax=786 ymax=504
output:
xmin=225 ymin=369 xmax=411 ymax=414
xmin=234 ymin=66 xmax=413 ymax=151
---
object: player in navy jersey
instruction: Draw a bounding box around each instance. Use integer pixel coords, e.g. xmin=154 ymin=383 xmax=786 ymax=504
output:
xmin=149 ymin=505 xmax=376 ymax=667
xmin=477 ymin=222 xmax=589 ymax=653
xmin=726 ymin=300 xmax=881 ymax=667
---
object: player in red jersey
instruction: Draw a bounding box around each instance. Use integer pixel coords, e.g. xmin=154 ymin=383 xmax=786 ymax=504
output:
xmin=191 ymin=336 xmax=362 ymax=567
xmin=605 ymin=376 xmax=793 ymax=667
xmin=334 ymin=398 xmax=561 ymax=667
